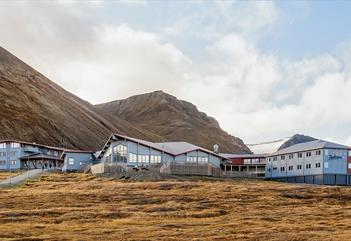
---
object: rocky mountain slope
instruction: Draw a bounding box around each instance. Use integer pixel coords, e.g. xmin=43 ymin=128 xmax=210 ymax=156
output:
xmin=0 ymin=47 xmax=162 ymax=150
xmin=96 ymin=91 xmax=251 ymax=153
xmin=278 ymin=134 xmax=317 ymax=150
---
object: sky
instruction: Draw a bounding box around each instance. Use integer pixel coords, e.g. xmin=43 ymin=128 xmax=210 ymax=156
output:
xmin=1 ymin=0 xmax=351 ymax=145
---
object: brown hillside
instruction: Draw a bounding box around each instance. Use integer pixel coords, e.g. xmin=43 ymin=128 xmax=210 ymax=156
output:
xmin=96 ymin=91 xmax=251 ymax=153
xmin=0 ymin=47 xmax=163 ymax=150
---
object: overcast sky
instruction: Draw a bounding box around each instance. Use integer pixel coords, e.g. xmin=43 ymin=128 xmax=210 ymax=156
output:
xmin=1 ymin=1 xmax=351 ymax=145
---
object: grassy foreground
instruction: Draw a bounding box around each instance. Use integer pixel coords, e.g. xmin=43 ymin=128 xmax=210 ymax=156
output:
xmin=1 ymin=173 xmax=351 ymax=240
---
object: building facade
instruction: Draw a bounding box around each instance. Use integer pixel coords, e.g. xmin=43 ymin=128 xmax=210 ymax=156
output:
xmin=97 ymin=133 xmax=225 ymax=176
xmin=265 ymin=140 xmax=351 ymax=185
xmin=221 ymin=154 xmax=266 ymax=178
xmin=61 ymin=151 xmax=96 ymax=172
xmin=0 ymin=140 xmax=95 ymax=172
xmin=0 ymin=140 xmax=63 ymax=170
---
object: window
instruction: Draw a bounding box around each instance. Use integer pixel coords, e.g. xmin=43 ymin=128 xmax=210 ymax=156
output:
xmin=68 ymin=158 xmax=74 ymax=165
xmin=267 ymin=168 xmax=271 ymax=173
xmin=273 ymin=156 xmax=277 ymax=161
xmin=315 ymin=163 xmax=321 ymax=168
xmin=113 ymin=144 xmax=128 ymax=161
xmin=348 ymin=163 xmax=351 ymax=169
xmin=79 ymin=162 xmax=83 ymax=166
xmin=298 ymin=153 xmax=303 ymax=158
xmin=297 ymin=164 xmax=302 ymax=170
xmin=0 ymin=160 xmax=6 ymax=166
xmin=54 ymin=151 xmax=59 ymax=156
xmin=273 ymin=167 xmax=277 ymax=170
xmin=138 ymin=155 xmax=149 ymax=163
xmin=10 ymin=151 xmax=17 ymax=157
xmin=288 ymin=165 xmax=293 ymax=171
xmin=316 ymin=150 xmax=322 ymax=155
xmin=306 ymin=152 xmax=312 ymax=157
xmin=10 ymin=143 xmax=20 ymax=148
xmin=150 ymin=155 xmax=161 ymax=163
xmin=325 ymin=162 xmax=329 ymax=168
xmin=306 ymin=163 xmax=311 ymax=169
xmin=11 ymin=160 xmax=16 ymax=165
xmin=0 ymin=143 xmax=6 ymax=149
xmin=0 ymin=152 xmax=6 ymax=157
xmin=281 ymin=155 xmax=285 ymax=160
xmin=129 ymin=153 xmax=137 ymax=162
xmin=104 ymin=148 xmax=112 ymax=162
xmin=244 ymin=159 xmax=251 ymax=164
xmin=280 ymin=166 xmax=285 ymax=172
xmin=186 ymin=156 xmax=197 ymax=163
xmin=198 ymin=157 xmax=208 ymax=164
xmin=288 ymin=154 xmax=294 ymax=159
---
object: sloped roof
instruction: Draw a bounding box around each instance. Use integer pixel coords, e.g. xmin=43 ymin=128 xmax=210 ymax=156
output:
xmin=246 ymin=137 xmax=290 ymax=155
xmin=0 ymin=139 xmax=64 ymax=151
xmin=98 ymin=133 xmax=225 ymax=159
xmin=154 ymin=142 xmax=224 ymax=158
xmin=220 ymin=153 xmax=266 ymax=159
xmin=270 ymin=140 xmax=350 ymax=156
xmin=155 ymin=142 xmax=199 ymax=154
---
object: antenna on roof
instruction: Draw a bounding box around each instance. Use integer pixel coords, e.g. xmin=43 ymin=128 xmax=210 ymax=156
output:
xmin=213 ymin=144 xmax=219 ymax=154
xmin=60 ymin=138 xmax=67 ymax=149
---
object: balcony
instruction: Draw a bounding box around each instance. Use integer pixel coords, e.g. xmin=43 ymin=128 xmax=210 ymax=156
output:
xmin=23 ymin=146 xmax=39 ymax=153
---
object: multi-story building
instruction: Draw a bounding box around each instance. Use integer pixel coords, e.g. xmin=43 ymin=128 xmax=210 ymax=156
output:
xmin=0 ymin=140 xmax=95 ymax=171
xmin=0 ymin=140 xmax=64 ymax=170
xmin=265 ymin=140 xmax=351 ymax=185
xmin=220 ymin=154 xmax=266 ymax=178
xmin=96 ymin=133 xmax=226 ymax=177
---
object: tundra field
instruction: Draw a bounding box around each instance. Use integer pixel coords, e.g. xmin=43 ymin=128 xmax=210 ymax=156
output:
xmin=1 ymin=173 xmax=351 ymax=240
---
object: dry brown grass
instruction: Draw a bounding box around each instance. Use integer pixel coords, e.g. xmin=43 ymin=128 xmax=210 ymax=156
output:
xmin=0 ymin=171 xmax=24 ymax=181
xmin=1 ymin=173 xmax=351 ymax=240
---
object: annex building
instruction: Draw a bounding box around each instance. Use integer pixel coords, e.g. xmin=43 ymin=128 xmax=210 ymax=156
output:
xmin=220 ymin=153 xmax=266 ymax=178
xmin=265 ymin=140 xmax=351 ymax=185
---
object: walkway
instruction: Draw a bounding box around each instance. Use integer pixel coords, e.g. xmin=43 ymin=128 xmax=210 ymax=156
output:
xmin=0 ymin=169 xmax=45 ymax=186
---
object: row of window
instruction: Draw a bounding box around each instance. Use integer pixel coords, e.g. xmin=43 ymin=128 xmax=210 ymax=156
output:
xmin=0 ymin=143 xmax=20 ymax=149
xmin=0 ymin=151 xmax=17 ymax=157
xmin=106 ymin=144 xmax=210 ymax=164
xmin=243 ymin=158 xmax=265 ymax=164
xmin=113 ymin=144 xmax=128 ymax=161
xmin=268 ymin=162 xmax=321 ymax=172
xmin=186 ymin=156 xmax=209 ymax=163
xmin=128 ymin=153 xmax=162 ymax=163
xmin=0 ymin=160 xmax=17 ymax=166
xmin=270 ymin=150 xmax=322 ymax=162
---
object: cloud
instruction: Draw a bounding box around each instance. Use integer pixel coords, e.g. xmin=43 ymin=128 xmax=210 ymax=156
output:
xmin=1 ymin=1 xmax=351 ymax=145
xmin=0 ymin=2 xmax=191 ymax=102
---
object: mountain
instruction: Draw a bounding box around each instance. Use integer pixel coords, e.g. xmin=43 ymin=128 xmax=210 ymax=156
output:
xmin=278 ymin=134 xmax=317 ymax=151
xmin=95 ymin=91 xmax=251 ymax=153
xmin=0 ymin=47 xmax=163 ymax=150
